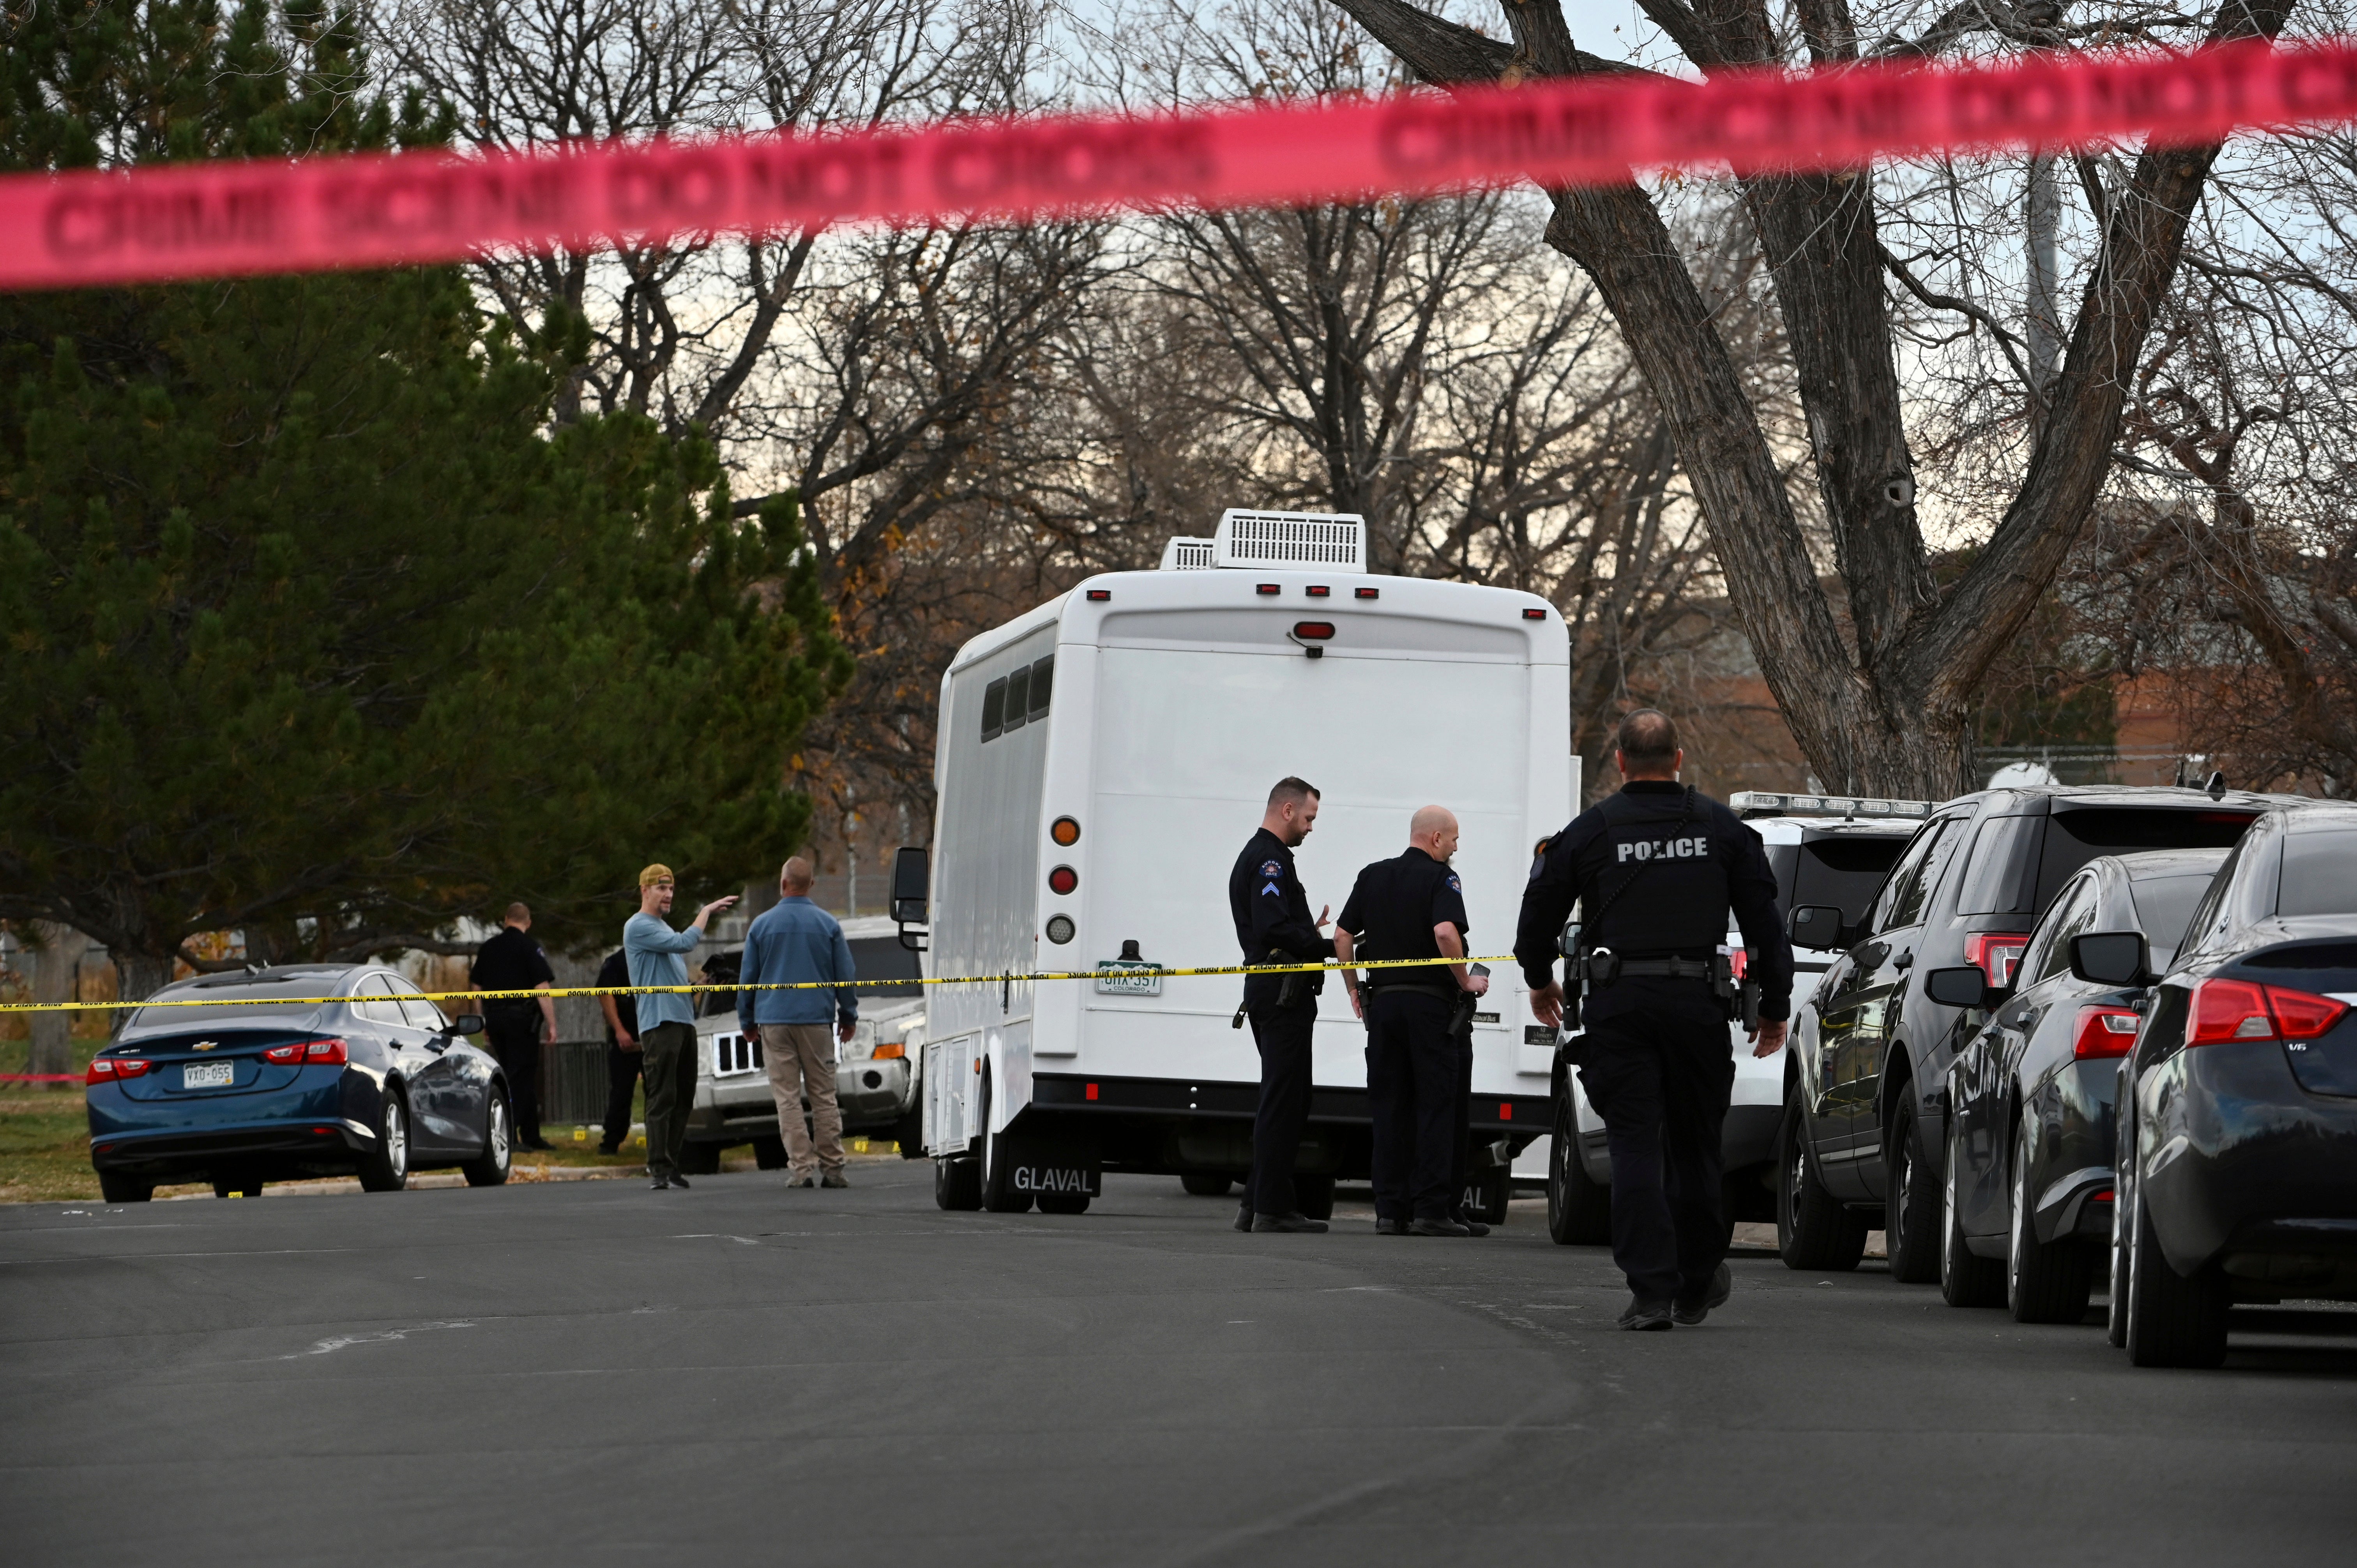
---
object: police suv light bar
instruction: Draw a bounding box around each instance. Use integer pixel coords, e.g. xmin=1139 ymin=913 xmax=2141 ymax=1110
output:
xmin=1730 ymin=791 xmax=1934 ymax=819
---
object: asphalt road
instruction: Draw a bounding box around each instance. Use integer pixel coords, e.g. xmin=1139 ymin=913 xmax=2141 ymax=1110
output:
xmin=5 ymin=1160 xmax=2355 ymax=1566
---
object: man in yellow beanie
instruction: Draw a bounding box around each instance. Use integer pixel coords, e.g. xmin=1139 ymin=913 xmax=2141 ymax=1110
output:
xmin=625 ymin=865 xmax=737 ymax=1189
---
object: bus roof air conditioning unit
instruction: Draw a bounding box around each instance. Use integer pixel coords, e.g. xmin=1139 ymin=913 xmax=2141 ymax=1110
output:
xmin=1158 ymin=536 xmax=1217 ymax=570
xmin=1214 ymin=510 xmax=1368 ymax=573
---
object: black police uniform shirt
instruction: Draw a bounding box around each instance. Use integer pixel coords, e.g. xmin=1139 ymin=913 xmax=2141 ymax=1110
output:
xmin=470 ymin=925 xmax=555 ymax=1015
xmin=1338 ymin=847 xmax=1471 ymax=993
xmin=595 ymin=948 xmax=640 ymax=1041
xmin=1512 ymin=780 xmax=1795 ymax=1021
xmin=1229 ymin=826 xmax=1335 ymax=1010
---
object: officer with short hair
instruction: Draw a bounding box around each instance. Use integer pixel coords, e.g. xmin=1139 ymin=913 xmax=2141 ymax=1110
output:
xmin=1227 ymin=777 xmax=1335 ymax=1234
xmin=1336 ymin=805 xmax=1489 ymax=1237
xmin=1515 ymin=710 xmax=1793 ymax=1329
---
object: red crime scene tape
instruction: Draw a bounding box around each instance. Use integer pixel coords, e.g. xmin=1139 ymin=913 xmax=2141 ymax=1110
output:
xmin=2 ymin=36 xmax=2355 ymax=291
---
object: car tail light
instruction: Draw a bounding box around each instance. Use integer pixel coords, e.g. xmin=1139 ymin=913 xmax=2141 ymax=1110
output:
xmin=871 ymin=1042 xmax=906 ymax=1060
xmin=2265 ymin=985 xmax=2350 ymax=1040
xmin=2187 ymin=977 xmax=2276 ymax=1044
xmin=86 ymin=1057 xmax=153 ymax=1084
xmin=2072 ymin=1005 xmax=2141 ymax=1059
xmin=1048 ymin=865 xmax=1079 ymax=896
xmin=1964 ymin=931 xmax=2030 ymax=990
xmin=263 ymin=1038 xmax=349 ymax=1065
xmin=1292 ymin=621 xmax=1335 ymax=640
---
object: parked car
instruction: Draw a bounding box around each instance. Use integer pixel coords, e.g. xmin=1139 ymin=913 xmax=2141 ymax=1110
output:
xmin=1545 ymin=793 xmax=1924 ymax=1245
xmin=86 ymin=964 xmax=509 ymax=1201
xmin=2090 ymin=800 xmax=2357 ymax=1366
xmin=678 ymin=916 xmax=927 ymax=1173
xmin=1780 ymin=784 xmax=2290 ymax=1282
xmin=1932 ymin=848 xmax=2228 ymax=1319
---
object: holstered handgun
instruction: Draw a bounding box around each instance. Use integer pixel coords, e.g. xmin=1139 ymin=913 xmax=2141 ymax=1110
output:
xmin=1269 ymin=948 xmax=1306 ymax=1010
xmin=1711 ymin=948 xmax=1763 ymax=1028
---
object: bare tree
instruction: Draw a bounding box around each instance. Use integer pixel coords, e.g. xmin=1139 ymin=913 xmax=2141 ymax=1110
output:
xmin=1325 ymin=0 xmax=2300 ymax=797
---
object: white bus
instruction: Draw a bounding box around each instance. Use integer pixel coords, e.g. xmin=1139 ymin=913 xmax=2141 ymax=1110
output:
xmin=895 ymin=511 xmax=1576 ymax=1215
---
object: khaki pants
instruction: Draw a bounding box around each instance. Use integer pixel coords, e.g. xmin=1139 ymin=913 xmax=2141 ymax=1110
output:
xmin=758 ymin=1023 xmax=844 ymax=1175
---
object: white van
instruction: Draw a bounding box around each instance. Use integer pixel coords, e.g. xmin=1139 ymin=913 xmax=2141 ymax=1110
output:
xmin=899 ymin=511 xmax=1575 ymax=1216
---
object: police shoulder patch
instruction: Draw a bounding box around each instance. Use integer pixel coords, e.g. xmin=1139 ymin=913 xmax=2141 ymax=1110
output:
xmin=1447 ymin=874 xmax=1462 ymax=892
xmin=1260 ymin=859 xmax=1283 ymax=877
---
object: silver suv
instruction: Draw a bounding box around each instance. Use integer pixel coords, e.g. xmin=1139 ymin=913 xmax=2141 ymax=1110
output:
xmin=679 ymin=917 xmax=926 ymax=1173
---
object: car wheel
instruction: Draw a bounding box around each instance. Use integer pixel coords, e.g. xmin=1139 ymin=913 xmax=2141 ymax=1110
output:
xmin=1776 ymin=1091 xmax=1866 ymax=1271
xmin=461 ymin=1090 xmax=513 ymax=1187
xmin=98 ymin=1173 xmax=154 ymax=1204
xmin=2007 ymin=1116 xmax=2092 ymax=1323
xmin=1179 ymin=1172 xmax=1233 ymax=1197
xmin=979 ymin=1071 xmax=1032 ymax=1213
xmin=675 ymin=1140 xmax=723 ymax=1176
xmin=934 ymin=1155 xmax=982 ymax=1210
xmin=1939 ymin=1117 xmax=2005 ymax=1307
xmin=2125 ymin=1180 xmax=2229 ymax=1368
xmin=357 ymin=1089 xmax=411 ymax=1192
xmin=751 ymin=1135 xmax=790 ymax=1171
xmin=1036 ymin=1191 xmax=1091 ymax=1215
xmin=1547 ymin=1090 xmax=1612 ymax=1245
xmin=1884 ymin=1098 xmax=1942 ymax=1284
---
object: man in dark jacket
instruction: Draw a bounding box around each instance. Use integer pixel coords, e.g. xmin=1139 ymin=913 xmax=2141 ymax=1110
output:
xmin=594 ymin=946 xmax=641 ymax=1155
xmin=1226 ymin=776 xmax=1334 ymax=1234
xmin=470 ymin=903 xmax=559 ymax=1151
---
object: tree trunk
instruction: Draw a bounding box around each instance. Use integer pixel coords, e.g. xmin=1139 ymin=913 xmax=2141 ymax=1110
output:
xmin=27 ymin=923 xmax=91 ymax=1085
xmin=110 ymin=949 xmax=177 ymax=1034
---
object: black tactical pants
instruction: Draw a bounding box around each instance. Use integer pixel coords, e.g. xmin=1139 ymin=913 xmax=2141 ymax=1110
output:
xmin=1451 ymin=1034 xmax=1475 ymax=1218
xmin=601 ymin=1042 xmax=643 ymax=1151
xmin=1246 ymin=999 xmax=1318 ymax=1217
xmin=1576 ymin=978 xmax=1737 ymax=1305
xmin=1366 ymin=991 xmax=1458 ymax=1222
xmin=483 ymin=1008 xmax=542 ymax=1144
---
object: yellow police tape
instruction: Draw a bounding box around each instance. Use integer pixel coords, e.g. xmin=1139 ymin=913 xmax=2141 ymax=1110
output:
xmin=0 ymin=954 xmax=1522 ymax=1014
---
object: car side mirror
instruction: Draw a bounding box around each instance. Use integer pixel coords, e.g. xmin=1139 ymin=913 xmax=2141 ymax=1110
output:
xmin=1788 ymin=904 xmax=1853 ymax=952
xmin=452 ymin=1013 xmax=485 ymax=1036
xmin=2070 ymin=932 xmax=2152 ymax=987
xmin=1924 ymin=966 xmax=2004 ymax=1009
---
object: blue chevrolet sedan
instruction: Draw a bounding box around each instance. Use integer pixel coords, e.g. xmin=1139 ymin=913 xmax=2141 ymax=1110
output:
xmin=87 ymin=965 xmax=512 ymax=1202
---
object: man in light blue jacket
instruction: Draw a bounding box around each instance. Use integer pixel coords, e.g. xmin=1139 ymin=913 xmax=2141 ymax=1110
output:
xmin=739 ymin=856 xmax=858 ymax=1187
xmin=626 ymin=864 xmax=737 ymax=1190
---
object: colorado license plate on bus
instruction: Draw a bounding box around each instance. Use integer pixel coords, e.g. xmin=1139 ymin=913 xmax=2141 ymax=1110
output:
xmin=182 ymin=1061 xmax=234 ymax=1089
xmin=1094 ymin=961 xmax=1163 ymax=996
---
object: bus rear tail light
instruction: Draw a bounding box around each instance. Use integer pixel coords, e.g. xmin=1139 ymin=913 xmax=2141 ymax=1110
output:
xmin=2071 ymin=1006 xmax=2141 ymax=1059
xmin=1964 ymin=931 xmax=2030 ymax=990
xmin=1048 ymin=865 xmax=1079 ymax=896
xmin=2180 ymin=976 xmax=2345 ymax=1046
xmin=86 ymin=1057 xmax=153 ymax=1084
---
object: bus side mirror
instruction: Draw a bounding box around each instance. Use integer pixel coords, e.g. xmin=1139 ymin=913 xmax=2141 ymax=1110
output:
xmin=1789 ymin=904 xmax=1852 ymax=952
xmin=2070 ymin=932 xmax=2151 ymax=987
xmin=892 ymin=846 xmax=930 ymax=950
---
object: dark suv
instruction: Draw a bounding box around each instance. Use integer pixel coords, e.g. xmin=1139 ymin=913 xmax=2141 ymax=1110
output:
xmin=1777 ymin=785 xmax=2290 ymax=1283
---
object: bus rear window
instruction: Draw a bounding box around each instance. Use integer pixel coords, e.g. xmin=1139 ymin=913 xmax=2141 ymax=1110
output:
xmin=2036 ymin=807 xmax=2255 ymax=914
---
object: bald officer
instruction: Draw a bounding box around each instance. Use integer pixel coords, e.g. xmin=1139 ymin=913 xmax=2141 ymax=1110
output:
xmin=1335 ymin=806 xmax=1489 ymax=1237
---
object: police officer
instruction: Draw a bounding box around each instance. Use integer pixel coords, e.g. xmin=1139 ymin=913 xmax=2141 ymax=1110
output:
xmin=1515 ymin=710 xmax=1793 ymax=1329
xmin=469 ymin=902 xmax=560 ymax=1151
xmin=1227 ymin=777 xmax=1335 ymax=1234
xmin=1335 ymin=805 xmax=1489 ymax=1237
